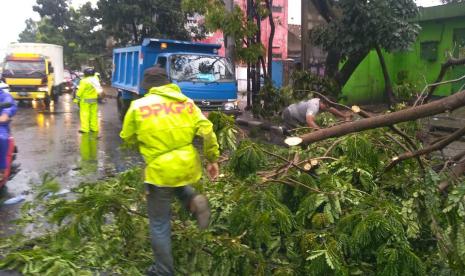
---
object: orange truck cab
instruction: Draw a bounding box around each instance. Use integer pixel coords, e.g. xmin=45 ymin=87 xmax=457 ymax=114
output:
xmin=1 ymin=53 xmax=56 ymax=104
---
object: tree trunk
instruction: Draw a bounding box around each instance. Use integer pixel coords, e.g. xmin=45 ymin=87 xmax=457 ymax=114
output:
xmin=131 ymin=20 xmax=139 ymax=43
xmin=224 ymin=0 xmax=235 ymax=75
xmin=334 ymin=51 xmax=369 ymax=88
xmin=325 ymin=50 xmax=341 ymax=78
xmin=247 ymin=62 xmax=251 ymax=109
xmin=265 ymin=0 xmax=275 ymax=80
xmin=375 ymin=45 xmax=396 ymax=105
xmin=298 ymin=89 xmax=465 ymax=145
xmin=254 ymin=1 xmax=262 ymax=93
xmin=246 ymin=0 xmax=253 ymax=109
xmin=260 ymin=57 xmax=267 ymax=80
xmin=310 ymin=0 xmax=337 ymax=22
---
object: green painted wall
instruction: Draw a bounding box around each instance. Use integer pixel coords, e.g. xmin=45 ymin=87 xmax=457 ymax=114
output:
xmin=342 ymin=3 xmax=465 ymax=104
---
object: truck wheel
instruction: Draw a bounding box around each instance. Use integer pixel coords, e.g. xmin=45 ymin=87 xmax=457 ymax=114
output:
xmin=44 ymin=95 xmax=51 ymax=107
xmin=52 ymin=87 xmax=60 ymax=103
xmin=117 ymin=92 xmax=123 ymax=120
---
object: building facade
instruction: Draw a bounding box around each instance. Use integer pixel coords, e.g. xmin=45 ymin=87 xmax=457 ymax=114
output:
xmin=201 ymin=0 xmax=289 ymax=61
xmin=343 ymin=3 xmax=465 ymax=103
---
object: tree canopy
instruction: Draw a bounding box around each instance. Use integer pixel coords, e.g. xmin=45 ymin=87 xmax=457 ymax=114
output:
xmin=17 ymin=0 xmax=193 ymax=69
xmin=311 ymin=0 xmax=420 ymax=103
xmin=97 ymin=0 xmax=190 ymax=45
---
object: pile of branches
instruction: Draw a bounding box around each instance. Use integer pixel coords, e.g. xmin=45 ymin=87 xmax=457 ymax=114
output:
xmin=0 ymin=110 xmax=465 ymax=275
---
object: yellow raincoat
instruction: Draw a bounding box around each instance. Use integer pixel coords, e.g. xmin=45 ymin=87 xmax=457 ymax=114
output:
xmin=75 ymin=76 xmax=100 ymax=132
xmin=120 ymin=83 xmax=219 ymax=187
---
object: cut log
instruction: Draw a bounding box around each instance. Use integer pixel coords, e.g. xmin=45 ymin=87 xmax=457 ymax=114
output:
xmin=299 ymin=90 xmax=465 ymax=145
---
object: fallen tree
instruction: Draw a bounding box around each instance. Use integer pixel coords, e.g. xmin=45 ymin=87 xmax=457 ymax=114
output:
xmin=423 ymin=57 xmax=465 ymax=102
xmin=385 ymin=125 xmax=465 ymax=171
xmin=438 ymin=149 xmax=465 ymax=193
xmin=3 ymin=112 xmax=465 ymax=275
xmin=298 ymin=89 xmax=465 ymax=145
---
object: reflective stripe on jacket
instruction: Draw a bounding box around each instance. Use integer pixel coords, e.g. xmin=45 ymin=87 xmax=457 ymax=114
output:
xmin=120 ymin=83 xmax=220 ymax=187
xmin=76 ymin=76 xmax=100 ymax=101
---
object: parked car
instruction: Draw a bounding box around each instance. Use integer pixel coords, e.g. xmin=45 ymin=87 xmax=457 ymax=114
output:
xmin=61 ymin=69 xmax=75 ymax=94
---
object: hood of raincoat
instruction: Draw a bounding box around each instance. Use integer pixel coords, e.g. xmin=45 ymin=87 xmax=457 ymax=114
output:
xmin=146 ymin=83 xmax=188 ymax=102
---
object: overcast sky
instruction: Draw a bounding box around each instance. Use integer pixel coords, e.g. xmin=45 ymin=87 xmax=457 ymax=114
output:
xmin=0 ymin=0 xmax=445 ymax=58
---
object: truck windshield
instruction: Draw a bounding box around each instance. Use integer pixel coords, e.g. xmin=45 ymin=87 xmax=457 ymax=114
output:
xmin=169 ymin=55 xmax=234 ymax=83
xmin=3 ymin=60 xmax=46 ymax=78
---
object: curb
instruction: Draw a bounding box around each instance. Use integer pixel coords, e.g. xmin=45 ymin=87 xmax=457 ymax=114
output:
xmin=235 ymin=118 xmax=284 ymax=134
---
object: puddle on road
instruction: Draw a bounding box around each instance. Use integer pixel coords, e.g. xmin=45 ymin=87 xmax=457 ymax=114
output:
xmin=0 ymin=95 xmax=144 ymax=238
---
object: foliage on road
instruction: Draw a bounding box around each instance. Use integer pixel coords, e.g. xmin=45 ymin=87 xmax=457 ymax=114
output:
xmin=1 ymin=112 xmax=465 ymax=275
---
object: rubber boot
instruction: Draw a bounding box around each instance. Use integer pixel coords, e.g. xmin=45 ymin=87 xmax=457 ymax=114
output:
xmin=189 ymin=195 xmax=211 ymax=230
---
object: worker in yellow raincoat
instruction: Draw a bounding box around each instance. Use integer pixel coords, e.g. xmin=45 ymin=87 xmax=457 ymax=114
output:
xmin=120 ymin=66 xmax=220 ymax=276
xmin=74 ymin=68 xmax=102 ymax=133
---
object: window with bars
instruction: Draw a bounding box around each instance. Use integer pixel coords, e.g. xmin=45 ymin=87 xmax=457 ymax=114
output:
xmin=272 ymin=6 xmax=282 ymax=13
xmin=420 ymin=41 xmax=438 ymax=62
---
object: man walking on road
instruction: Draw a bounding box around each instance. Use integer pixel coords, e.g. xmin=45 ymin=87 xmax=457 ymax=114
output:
xmin=120 ymin=66 xmax=220 ymax=276
xmin=74 ymin=68 xmax=102 ymax=133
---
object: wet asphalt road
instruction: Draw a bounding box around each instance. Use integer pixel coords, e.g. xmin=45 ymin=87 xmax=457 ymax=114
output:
xmin=0 ymin=93 xmax=142 ymax=237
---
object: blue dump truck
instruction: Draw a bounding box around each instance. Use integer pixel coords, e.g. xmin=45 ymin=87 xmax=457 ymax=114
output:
xmin=112 ymin=38 xmax=239 ymax=120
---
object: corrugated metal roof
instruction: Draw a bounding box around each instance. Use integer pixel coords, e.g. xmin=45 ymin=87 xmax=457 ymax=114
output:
xmin=418 ymin=2 xmax=465 ymax=22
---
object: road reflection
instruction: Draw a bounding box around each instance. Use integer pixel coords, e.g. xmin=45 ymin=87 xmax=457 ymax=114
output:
xmin=79 ymin=132 xmax=98 ymax=174
xmin=0 ymin=93 xmax=142 ymax=238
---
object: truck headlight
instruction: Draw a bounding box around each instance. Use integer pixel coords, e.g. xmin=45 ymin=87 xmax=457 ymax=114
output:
xmin=224 ymin=102 xmax=236 ymax=111
xmin=38 ymin=86 xmax=49 ymax=92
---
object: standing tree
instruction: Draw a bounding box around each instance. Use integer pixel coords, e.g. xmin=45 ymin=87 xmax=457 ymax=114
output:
xmin=65 ymin=3 xmax=107 ymax=68
xmin=97 ymin=0 xmax=190 ymax=46
xmin=312 ymin=0 xmax=420 ymax=104
xmin=18 ymin=0 xmax=106 ymax=69
xmin=33 ymin=0 xmax=70 ymax=28
xmin=18 ymin=19 xmax=39 ymax=43
xmin=183 ymin=0 xmax=276 ymax=110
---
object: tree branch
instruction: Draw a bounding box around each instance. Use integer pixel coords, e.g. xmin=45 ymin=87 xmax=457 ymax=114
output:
xmin=438 ymin=159 xmax=465 ymax=193
xmin=264 ymin=0 xmax=274 ymax=79
xmin=309 ymin=90 xmax=419 ymax=151
xmin=423 ymin=57 xmax=465 ymax=102
xmin=298 ymin=90 xmax=465 ymax=145
xmin=385 ymin=125 xmax=465 ymax=171
xmin=260 ymin=148 xmax=307 ymax=173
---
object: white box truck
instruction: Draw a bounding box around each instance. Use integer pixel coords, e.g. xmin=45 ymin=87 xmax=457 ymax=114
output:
xmin=2 ymin=43 xmax=64 ymax=104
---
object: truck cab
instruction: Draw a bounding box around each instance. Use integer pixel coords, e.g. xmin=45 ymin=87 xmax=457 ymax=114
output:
xmin=112 ymin=38 xmax=239 ymax=120
xmin=1 ymin=53 xmax=55 ymax=104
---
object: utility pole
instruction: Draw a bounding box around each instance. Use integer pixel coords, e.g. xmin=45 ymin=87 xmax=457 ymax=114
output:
xmin=246 ymin=0 xmax=253 ymax=109
xmin=301 ymin=0 xmax=308 ymax=70
xmin=224 ymin=0 xmax=235 ymax=74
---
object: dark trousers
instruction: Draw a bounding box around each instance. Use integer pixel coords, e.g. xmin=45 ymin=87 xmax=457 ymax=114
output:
xmin=282 ymin=108 xmax=302 ymax=129
xmin=145 ymin=184 xmax=196 ymax=276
